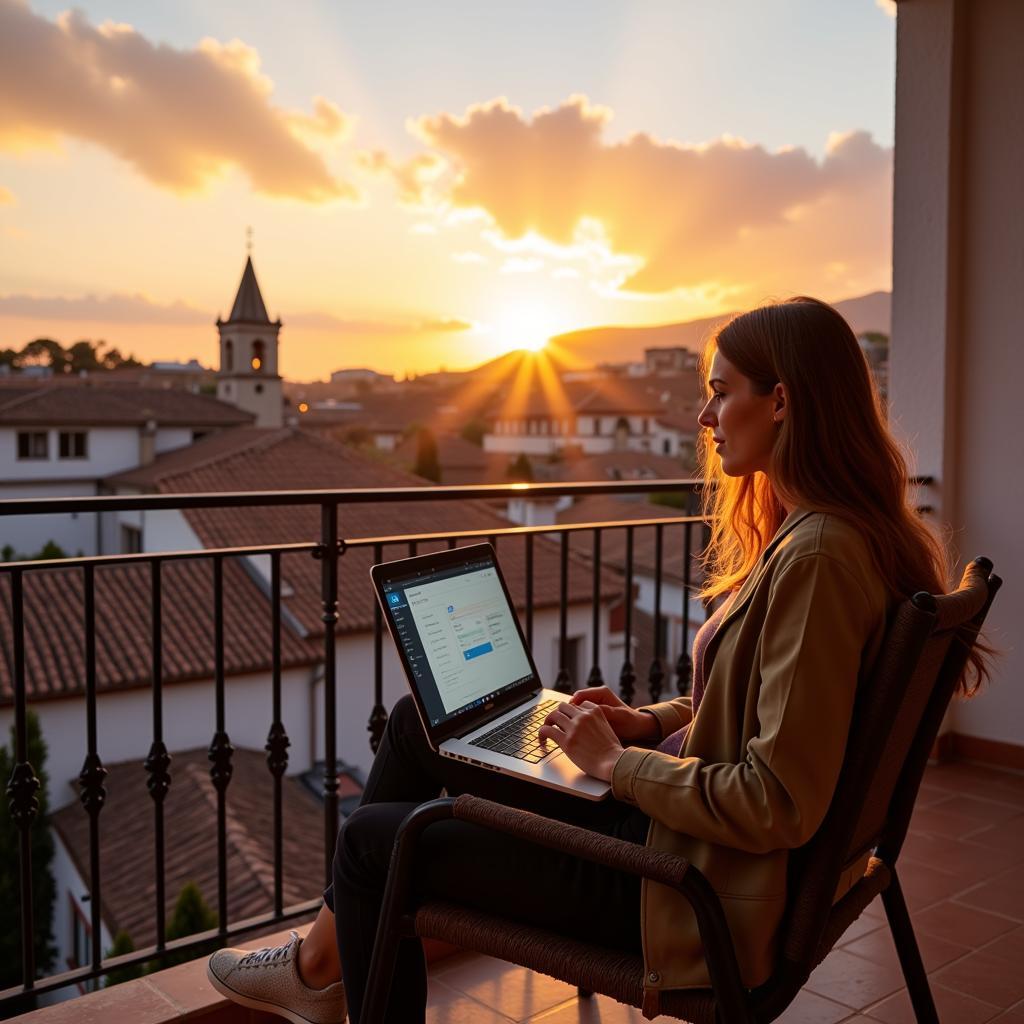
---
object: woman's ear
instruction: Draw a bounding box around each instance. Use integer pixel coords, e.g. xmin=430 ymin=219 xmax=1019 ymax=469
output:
xmin=773 ymin=382 xmax=787 ymax=422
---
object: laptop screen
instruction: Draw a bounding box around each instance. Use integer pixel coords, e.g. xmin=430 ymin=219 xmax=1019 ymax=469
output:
xmin=380 ymin=549 xmax=536 ymax=729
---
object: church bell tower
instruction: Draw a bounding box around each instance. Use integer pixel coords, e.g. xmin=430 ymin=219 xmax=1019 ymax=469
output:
xmin=216 ymin=254 xmax=283 ymax=428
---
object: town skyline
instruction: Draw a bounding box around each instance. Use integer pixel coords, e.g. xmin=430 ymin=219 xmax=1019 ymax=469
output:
xmin=1 ymin=1 xmax=896 ymax=379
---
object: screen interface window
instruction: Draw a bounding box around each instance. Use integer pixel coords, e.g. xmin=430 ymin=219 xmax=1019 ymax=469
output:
xmin=384 ymin=560 xmax=534 ymax=726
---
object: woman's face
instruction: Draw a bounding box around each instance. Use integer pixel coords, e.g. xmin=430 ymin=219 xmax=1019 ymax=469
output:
xmin=697 ymin=350 xmax=782 ymax=477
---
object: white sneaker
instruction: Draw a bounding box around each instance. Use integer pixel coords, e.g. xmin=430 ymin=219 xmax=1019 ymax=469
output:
xmin=207 ymin=930 xmax=347 ymax=1024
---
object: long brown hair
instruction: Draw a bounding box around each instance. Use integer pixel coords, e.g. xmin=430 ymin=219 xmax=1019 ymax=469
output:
xmin=698 ymin=296 xmax=986 ymax=695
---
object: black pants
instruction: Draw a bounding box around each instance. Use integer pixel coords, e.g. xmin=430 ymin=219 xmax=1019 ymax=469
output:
xmin=324 ymin=695 xmax=649 ymax=1023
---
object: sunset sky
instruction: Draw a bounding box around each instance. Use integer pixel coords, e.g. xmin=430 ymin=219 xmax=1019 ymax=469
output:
xmin=0 ymin=0 xmax=896 ymax=380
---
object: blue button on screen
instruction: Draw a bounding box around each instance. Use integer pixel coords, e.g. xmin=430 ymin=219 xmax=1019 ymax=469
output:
xmin=388 ymin=593 xmax=400 ymax=606
xmin=463 ymin=642 xmax=494 ymax=661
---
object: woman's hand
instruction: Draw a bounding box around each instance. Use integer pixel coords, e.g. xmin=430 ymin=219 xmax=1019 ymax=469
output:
xmin=538 ymin=701 xmax=623 ymax=782
xmin=569 ymin=686 xmax=661 ymax=742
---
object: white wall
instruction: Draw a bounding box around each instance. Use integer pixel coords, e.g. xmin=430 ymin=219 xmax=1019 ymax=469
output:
xmin=0 ymin=427 xmax=139 ymax=480
xmin=0 ymin=666 xmax=318 ymax=811
xmin=891 ymin=0 xmax=1024 ymax=747
xmin=154 ymin=428 xmax=192 ymax=455
xmin=0 ymin=480 xmax=98 ymax=557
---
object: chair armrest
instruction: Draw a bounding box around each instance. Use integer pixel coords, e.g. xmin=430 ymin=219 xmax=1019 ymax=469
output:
xmin=450 ymin=793 xmax=691 ymax=890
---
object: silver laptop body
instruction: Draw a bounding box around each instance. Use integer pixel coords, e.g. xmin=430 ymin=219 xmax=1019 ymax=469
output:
xmin=370 ymin=543 xmax=610 ymax=800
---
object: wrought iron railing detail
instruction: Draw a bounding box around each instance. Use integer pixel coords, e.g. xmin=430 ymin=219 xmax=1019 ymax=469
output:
xmin=0 ymin=478 xmax=708 ymax=1003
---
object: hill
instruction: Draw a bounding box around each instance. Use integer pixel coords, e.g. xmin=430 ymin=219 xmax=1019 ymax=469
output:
xmin=549 ymin=290 xmax=891 ymax=366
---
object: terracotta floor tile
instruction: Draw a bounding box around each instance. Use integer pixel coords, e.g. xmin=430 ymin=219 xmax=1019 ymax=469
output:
xmin=934 ymin=950 xmax=1024 ymax=1009
xmin=910 ymin=801 xmax=1003 ymax=841
xmin=899 ymin=832 xmax=1024 ymax=885
xmin=840 ymin=920 xmax=969 ymax=972
xmin=802 ymin=949 xmax=906 ymax=1010
xmin=955 ymin=869 xmax=1024 ymax=922
xmin=426 ymin=977 xmax=517 ymax=1023
xmin=989 ymin=1006 xmax=1024 ymax=1024
xmin=969 ymin=814 xmax=1024 ymax=857
xmin=836 ymin=914 xmax=885 ymax=947
xmin=528 ymin=993 xmax=648 ymax=1022
xmin=898 ymin=861 xmax=966 ymax=910
xmin=913 ymin=900 xmax=1018 ymax=948
xmin=432 ymin=953 xmax=576 ymax=1020
xmin=977 ymin=925 xmax=1024 ymax=965
xmin=863 ymin=982 xmax=1001 ymax=1024
xmin=774 ymin=988 xmax=857 ymax=1023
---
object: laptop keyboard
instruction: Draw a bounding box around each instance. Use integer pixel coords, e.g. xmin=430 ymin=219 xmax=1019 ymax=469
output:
xmin=470 ymin=700 xmax=560 ymax=763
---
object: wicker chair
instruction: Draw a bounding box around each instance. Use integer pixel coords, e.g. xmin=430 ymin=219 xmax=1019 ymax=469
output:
xmin=362 ymin=557 xmax=1000 ymax=1024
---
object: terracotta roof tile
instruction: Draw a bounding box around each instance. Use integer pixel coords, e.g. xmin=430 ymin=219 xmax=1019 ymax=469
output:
xmin=52 ymin=748 xmax=328 ymax=945
xmin=0 ymin=384 xmax=254 ymax=427
xmin=0 ymin=558 xmax=318 ymax=704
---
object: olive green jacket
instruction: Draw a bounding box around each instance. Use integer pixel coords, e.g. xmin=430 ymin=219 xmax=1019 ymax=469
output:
xmin=611 ymin=508 xmax=890 ymax=1009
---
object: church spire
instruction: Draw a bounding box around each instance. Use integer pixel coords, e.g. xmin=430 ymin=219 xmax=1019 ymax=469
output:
xmin=224 ymin=255 xmax=275 ymax=326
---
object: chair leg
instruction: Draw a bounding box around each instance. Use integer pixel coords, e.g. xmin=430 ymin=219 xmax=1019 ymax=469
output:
xmin=881 ymin=871 xmax=938 ymax=1024
xmin=577 ymin=986 xmax=594 ymax=999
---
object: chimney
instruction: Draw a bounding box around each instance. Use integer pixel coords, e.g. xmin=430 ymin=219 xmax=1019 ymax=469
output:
xmin=139 ymin=417 xmax=157 ymax=466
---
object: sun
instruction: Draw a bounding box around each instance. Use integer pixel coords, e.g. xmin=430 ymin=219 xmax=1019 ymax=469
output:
xmin=489 ymin=302 xmax=568 ymax=355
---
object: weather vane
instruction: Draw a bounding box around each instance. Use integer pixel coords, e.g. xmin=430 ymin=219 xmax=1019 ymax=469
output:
xmin=246 ymin=225 xmax=253 ymax=256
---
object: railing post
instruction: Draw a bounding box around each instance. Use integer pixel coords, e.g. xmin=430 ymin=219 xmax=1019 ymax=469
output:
xmin=144 ymin=558 xmax=171 ymax=951
xmin=368 ymin=542 xmax=388 ymax=753
xmin=554 ymin=531 xmax=571 ymax=692
xmin=619 ymin=526 xmax=636 ymax=706
xmin=648 ymin=524 xmax=665 ymax=703
xmin=78 ymin=563 xmax=107 ymax=971
xmin=208 ymin=555 xmax=234 ymax=935
xmin=6 ymin=569 xmax=40 ymax=992
xmin=676 ymin=518 xmax=694 ymax=695
xmin=587 ymin=529 xmax=604 ymax=686
xmin=318 ymin=502 xmax=341 ymax=885
xmin=265 ymin=551 xmax=290 ymax=918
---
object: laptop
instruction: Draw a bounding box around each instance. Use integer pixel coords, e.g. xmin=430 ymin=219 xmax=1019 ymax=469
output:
xmin=370 ymin=542 xmax=611 ymax=800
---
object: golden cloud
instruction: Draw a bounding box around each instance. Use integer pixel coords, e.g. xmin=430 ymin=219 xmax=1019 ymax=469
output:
xmin=391 ymin=95 xmax=893 ymax=302
xmin=0 ymin=2 xmax=356 ymax=202
xmin=0 ymin=185 xmax=15 ymax=206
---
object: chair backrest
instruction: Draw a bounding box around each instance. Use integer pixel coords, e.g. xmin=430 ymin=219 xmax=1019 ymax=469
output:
xmin=779 ymin=556 xmax=1000 ymax=969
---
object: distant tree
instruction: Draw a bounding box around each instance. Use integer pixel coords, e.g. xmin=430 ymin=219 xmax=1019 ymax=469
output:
xmin=506 ymin=453 xmax=534 ymax=483
xmin=66 ymin=340 xmax=103 ymax=373
xmin=860 ymin=330 xmax=889 ymax=347
xmin=1 ymin=544 xmax=13 ymax=562
xmin=413 ymin=428 xmax=441 ymax=483
xmin=0 ymin=347 xmax=18 ymax=369
xmin=161 ymin=882 xmax=218 ymax=968
xmin=459 ymin=419 xmax=486 ymax=447
xmin=99 ymin=345 xmax=142 ymax=370
xmin=343 ymin=426 xmax=373 ymax=447
xmin=104 ymin=930 xmax=145 ymax=987
xmin=0 ymin=541 xmax=68 ymax=562
xmin=16 ymin=338 xmax=66 ymax=373
xmin=0 ymin=710 xmax=57 ymax=993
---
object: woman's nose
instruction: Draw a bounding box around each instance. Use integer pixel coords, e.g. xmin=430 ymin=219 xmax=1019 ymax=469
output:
xmin=697 ymin=402 xmax=715 ymax=428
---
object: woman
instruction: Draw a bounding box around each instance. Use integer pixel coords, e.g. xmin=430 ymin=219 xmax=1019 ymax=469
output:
xmin=207 ymin=296 xmax=979 ymax=1024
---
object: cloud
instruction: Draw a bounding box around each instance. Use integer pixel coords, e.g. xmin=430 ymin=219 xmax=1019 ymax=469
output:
xmin=0 ymin=291 xmax=210 ymax=324
xmin=390 ymin=95 xmax=892 ymax=302
xmin=0 ymin=2 xmax=356 ymax=202
xmin=358 ymin=148 xmax=443 ymax=204
xmin=0 ymin=185 xmax=15 ymax=205
xmin=286 ymin=311 xmax=473 ymax=333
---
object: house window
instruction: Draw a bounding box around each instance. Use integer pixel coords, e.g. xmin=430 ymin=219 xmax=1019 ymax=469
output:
xmin=663 ymin=439 xmax=671 ymax=455
xmin=554 ymin=636 xmax=583 ymax=687
xmin=255 ymin=383 xmax=264 ymax=394
xmin=58 ymin=431 xmax=87 ymax=459
xmin=121 ymin=524 xmax=142 ymax=554
xmin=68 ymin=896 xmax=99 ymax=992
xmin=16 ymin=431 xmax=48 ymax=460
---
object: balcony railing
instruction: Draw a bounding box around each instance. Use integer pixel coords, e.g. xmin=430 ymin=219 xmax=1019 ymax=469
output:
xmin=0 ymin=479 xmax=709 ymax=1009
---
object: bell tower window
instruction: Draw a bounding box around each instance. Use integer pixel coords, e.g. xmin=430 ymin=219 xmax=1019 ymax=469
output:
xmin=251 ymin=339 xmax=265 ymax=372
xmin=224 ymin=339 xmax=234 ymax=373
